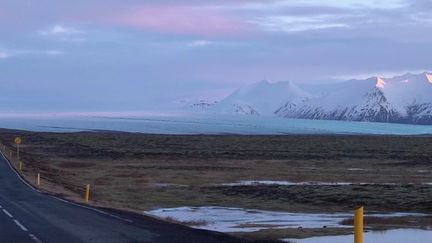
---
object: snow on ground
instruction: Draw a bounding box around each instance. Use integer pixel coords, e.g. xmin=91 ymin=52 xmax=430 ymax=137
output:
xmin=145 ymin=206 xmax=427 ymax=233
xmin=220 ymin=180 xmax=407 ymax=186
xmin=417 ymin=170 xmax=430 ymax=173
xmin=347 ymin=168 xmax=365 ymax=171
xmin=286 ymin=229 xmax=432 ymax=243
xmin=1 ymin=112 xmax=432 ymax=135
xmin=221 ymin=180 xmax=354 ymax=186
xmin=146 ymin=206 xmax=352 ymax=232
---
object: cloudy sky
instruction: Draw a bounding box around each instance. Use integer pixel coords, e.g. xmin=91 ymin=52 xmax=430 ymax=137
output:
xmin=1 ymin=0 xmax=431 ymax=111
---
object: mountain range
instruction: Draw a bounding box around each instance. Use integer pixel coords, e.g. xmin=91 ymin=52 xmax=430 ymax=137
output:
xmin=193 ymin=72 xmax=432 ymax=125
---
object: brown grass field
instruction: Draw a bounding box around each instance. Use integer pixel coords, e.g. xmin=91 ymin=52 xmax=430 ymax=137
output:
xmin=1 ymin=128 xmax=432 ymax=240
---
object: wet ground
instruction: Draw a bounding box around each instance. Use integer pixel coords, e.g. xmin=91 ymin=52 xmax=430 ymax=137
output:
xmin=287 ymin=229 xmax=432 ymax=243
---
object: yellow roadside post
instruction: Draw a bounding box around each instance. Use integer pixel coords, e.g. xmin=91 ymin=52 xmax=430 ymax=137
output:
xmin=15 ymin=137 xmax=22 ymax=160
xmin=354 ymin=206 xmax=364 ymax=243
xmin=85 ymin=184 xmax=91 ymax=203
xmin=19 ymin=161 xmax=23 ymax=171
xmin=37 ymin=173 xmax=41 ymax=186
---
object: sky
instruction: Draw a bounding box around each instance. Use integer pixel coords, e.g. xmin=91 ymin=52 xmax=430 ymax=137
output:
xmin=1 ymin=0 xmax=432 ymax=111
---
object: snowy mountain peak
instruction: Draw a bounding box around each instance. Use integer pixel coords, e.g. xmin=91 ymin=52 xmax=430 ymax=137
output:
xmin=288 ymin=72 xmax=432 ymax=124
xmin=383 ymin=72 xmax=432 ymax=85
xmin=214 ymin=80 xmax=311 ymax=116
xmin=375 ymin=73 xmax=432 ymax=89
xmin=376 ymin=78 xmax=386 ymax=89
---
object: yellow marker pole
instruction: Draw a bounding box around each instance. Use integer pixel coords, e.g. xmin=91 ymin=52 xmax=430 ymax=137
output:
xmin=85 ymin=184 xmax=90 ymax=203
xmin=37 ymin=173 xmax=41 ymax=186
xmin=354 ymin=206 xmax=364 ymax=243
xmin=19 ymin=161 xmax=23 ymax=171
xmin=14 ymin=137 xmax=22 ymax=160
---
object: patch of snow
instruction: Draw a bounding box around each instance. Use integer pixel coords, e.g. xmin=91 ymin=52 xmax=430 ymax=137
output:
xmin=146 ymin=206 xmax=352 ymax=232
xmin=145 ymin=206 xmax=429 ymax=233
xmin=220 ymin=181 xmax=409 ymax=186
xmin=221 ymin=180 xmax=353 ymax=186
xmin=347 ymin=168 xmax=365 ymax=171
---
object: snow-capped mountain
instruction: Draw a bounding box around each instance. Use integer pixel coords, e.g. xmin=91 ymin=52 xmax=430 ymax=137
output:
xmin=277 ymin=77 xmax=406 ymax=123
xmin=213 ymin=80 xmax=311 ymax=115
xmin=207 ymin=72 xmax=432 ymax=124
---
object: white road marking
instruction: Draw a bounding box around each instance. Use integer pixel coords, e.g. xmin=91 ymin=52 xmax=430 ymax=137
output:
xmin=0 ymin=152 xmax=42 ymax=243
xmin=2 ymin=208 xmax=43 ymax=242
xmin=29 ymin=234 xmax=43 ymax=243
xmin=0 ymin=153 xmax=43 ymax=242
xmin=13 ymin=219 xmax=28 ymax=231
xmin=2 ymin=208 xmax=13 ymax=218
xmin=0 ymin=209 xmax=43 ymax=243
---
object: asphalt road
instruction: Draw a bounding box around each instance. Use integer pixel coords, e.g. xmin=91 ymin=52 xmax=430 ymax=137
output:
xmin=0 ymin=153 xmax=252 ymax=243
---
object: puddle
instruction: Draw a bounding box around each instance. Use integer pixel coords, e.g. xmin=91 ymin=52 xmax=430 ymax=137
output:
xmin=145 ymin=206 xmax=427 ymax=233
xmin=286 ymin=229 xmax=432 ymax=243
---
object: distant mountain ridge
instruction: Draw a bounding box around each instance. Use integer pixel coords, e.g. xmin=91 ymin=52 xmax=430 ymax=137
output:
xmin=201 ymin=72 xmax=432 ymax=125
xmin=212 ymin=80 xmax=310 ymax=116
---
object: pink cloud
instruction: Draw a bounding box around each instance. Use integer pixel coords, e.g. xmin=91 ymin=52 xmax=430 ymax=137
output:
xmin=112 ymin=5 xmax=251 ymax=37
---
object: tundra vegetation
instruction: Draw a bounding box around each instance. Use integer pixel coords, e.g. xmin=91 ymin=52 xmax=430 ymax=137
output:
xmin=1 ymin=129 xmax=432 ymax=240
